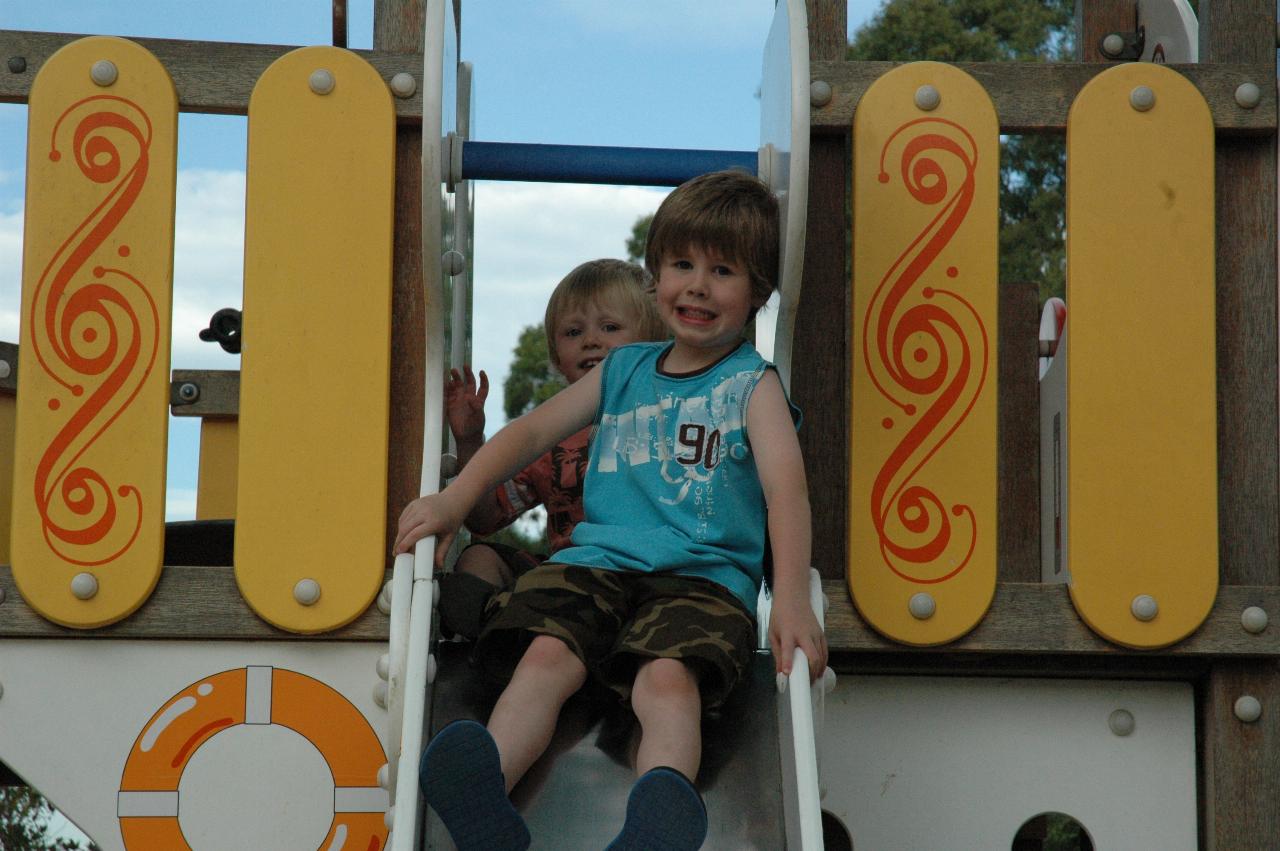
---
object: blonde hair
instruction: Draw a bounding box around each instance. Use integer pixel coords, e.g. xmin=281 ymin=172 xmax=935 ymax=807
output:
xmin=543 ymin=259 xmax=666 ymax=369
xmin=644 ymin=170 xmax=780 ymax=318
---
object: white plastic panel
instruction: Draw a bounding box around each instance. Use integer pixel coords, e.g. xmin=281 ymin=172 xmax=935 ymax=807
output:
xmin=0 ymin=640 xmax=389 ymax=850
xmin=821 ymin=676 xmax=1197 ymax=850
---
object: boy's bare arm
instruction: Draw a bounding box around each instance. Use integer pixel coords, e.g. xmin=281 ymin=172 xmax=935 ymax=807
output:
xmin=394 ymin=366 xmax=603 ymax=562
xmin=747 ymin=371 xmax=828 ymax=682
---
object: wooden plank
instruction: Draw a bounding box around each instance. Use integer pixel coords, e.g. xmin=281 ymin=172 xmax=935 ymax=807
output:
xmin=822 ymin=580 xmax=1280 ymax=657
xmin=1076 ymin=0 xmax=1135 ymax=63
xmin=196 ymin=419 xmax=238 ymax=520
xmin=0 ymin=30 xmax=424 ymax=121
xmin=170 ymin=368 xmax=238 ymax=416
xmin=809 ymin=60 xmax=1275 ymax=134
xmin=805 ymin=0 xmax=847 ymax=62
xmin=1066 ymin=63 xmax=1218 ymax=649
xmin=1201 ymin=661 xmax=1280 ymax=849
xmin=13 ymin=35 xmax=176 ymax=629
xmin=793 ymin=134 xmax=847 ymax=579
xmin=375 ymin=0 xmax=427 ymax=569
xmin=997 ymin=281 xmax=1039 ymax=583
xmin=0 ymin=341 xmax=15 ymax=395
xmin=233 ymin=46 xmax=394 ymax=634
xmin=4 ymin=33 xmax=1272 ymax=135
xmin=848 ymin=61 xmax=999 ymax=646
xmin=1201 ymin=5 xmax=1280 ymax=589
xmin=0 ymin=564 xmax=389 ymax=639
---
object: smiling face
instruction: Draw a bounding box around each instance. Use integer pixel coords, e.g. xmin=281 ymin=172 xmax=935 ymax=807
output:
xmin=655 ymin=244 xmax=764 ymax=372
xmin=551 ymin=298 xmax=644 ymax=383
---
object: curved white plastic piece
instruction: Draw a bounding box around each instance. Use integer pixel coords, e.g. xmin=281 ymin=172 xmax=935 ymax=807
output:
xmin=788 ymin=650 xmax=823 ymax=850
xmin=390 ymin=7 xmax=451 ymax=847
xmin=760 ymin=0 xmax=810 ymax=392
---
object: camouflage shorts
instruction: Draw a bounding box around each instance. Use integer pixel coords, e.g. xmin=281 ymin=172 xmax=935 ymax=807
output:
xmin=473 ymin=562 xmax=757 ymax=712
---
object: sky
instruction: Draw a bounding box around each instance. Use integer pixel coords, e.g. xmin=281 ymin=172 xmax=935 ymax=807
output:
xmin=1 ymin=0 xmax=879 ymax=525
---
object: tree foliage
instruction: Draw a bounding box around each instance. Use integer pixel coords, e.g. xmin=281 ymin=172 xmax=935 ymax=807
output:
xmin=502 ymin=325 xmax=566 ymax=422
xmin=0 ymin=788 xmax=97 ymax=850
xmin=849 ymin=0 xmax=1073 ymax=301
xmin=625 ymin=214 xmax=653 ymax=265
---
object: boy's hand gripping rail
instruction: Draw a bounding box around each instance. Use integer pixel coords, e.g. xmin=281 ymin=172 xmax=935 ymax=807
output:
xmin=778 ymin=568 xmax=834 ymax=850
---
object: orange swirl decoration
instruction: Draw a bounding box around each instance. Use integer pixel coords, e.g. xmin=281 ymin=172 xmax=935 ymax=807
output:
xmin=862 ymin=118 xmax=990 ymax=584
xmin=30 ymin=95 xmax=158 ymax=566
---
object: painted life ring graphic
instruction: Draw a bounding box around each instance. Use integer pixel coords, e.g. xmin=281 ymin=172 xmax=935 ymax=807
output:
xmin=117 ymin=666 xmax=388 ymax=850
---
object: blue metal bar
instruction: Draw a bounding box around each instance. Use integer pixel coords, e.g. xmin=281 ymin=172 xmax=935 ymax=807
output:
xmin=460 ymin=140 xmax=757 ymax=187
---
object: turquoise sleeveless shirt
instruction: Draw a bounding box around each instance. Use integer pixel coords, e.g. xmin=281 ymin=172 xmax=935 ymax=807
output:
xmin=552 ymin=341 xmax=800 ymax=614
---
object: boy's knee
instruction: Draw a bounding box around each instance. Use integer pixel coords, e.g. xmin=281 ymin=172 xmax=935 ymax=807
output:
xmin=634 ymin=658 xmax=699 ymax=706
xmin=520 ymin=634 xmax=586 ymax=677
xmin=454 ymin=544 xmax=510 ymax=586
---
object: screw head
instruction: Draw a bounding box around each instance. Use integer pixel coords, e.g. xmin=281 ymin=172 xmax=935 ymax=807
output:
xmin=389 ymin=72 xmax=416 ymax=98
xmin=376 ymin=653 xmax=390 ymax=680
xmin=441 ymin=250 xmax=466 ymax=278
xmin=914 ymin=84 xmax=941 ymax=111
xmin=1235 ymin=82 xmax=1262 ymax=110
xmin=1234 ymin=695 xmax=1262 ymax=723
xmin=1108 ymin=708 xmax=1136 ymax=737
xmin=293 ymin=578 xmax=321 ymax=606
xmin=908 ymin=592 xmax=936 ymax=620
xmin=1130 ymin=86 xmax=1156 ymax=112
xmin=309 ymin=68 xmax=336 ymax=95
xmin=70 ymin=572 xmax=99 ymax=600
xmin=810 ymin=80 xmax=833 ymax=108
xmin=1131 ymin=594 xmax=1159 ymax=621
xmin=7 ymin=56 xmax=26 ymax=74
xmin=1241 ymin=606 xmax=1269 ymax=634
xmin=372 ymin=680 xmax=388 ymax=708
xmin=1102 ymin=33 xmax=1126 ymax=57
xmin=90 ymin=59 xmax=118 ymax=87
xmin=0 ymin=360 xmax=10 ymax=379
xmin=177 ymin=382 xmax=199 ymax=403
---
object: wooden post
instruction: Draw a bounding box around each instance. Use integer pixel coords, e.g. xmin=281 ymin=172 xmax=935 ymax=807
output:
xmin=796 ymin=0 xmax=849 ymax=579
xmin=1198 ymin=2 xmax=1279 ymax=846
xmin=1200 ymin=0 xmax=1280 ymax=585
xmin=375 ymin=0 xmax=427 ymax=568
xmin=1201 ymin=661 xmax=1280 ymax=848
xmin=1075 ymin=0 xmax=1136 ymax=62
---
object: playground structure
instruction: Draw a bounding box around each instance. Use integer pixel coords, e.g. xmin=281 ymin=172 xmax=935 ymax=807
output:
xmin=0 ymin=0 xmax=1276 ymax=848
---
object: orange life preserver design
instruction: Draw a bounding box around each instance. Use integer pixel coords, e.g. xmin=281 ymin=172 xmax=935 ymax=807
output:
xmin=117 ymin=666 xmax=388 ymax=850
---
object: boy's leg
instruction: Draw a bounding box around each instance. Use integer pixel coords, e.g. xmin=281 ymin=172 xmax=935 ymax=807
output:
xmin=487 ymin=634 xmax=588 ymax=791
xmin=631 ymin=657 xmax=702 ymax=779
xmin=438 ymin=543 xmax=539 ymax=639
xmin=420 ymin=720 xmax=530 ymax=851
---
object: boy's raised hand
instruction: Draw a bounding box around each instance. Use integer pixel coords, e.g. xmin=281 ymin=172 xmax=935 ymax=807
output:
xmin=768 ymin=589 xmax=828 ymax=685
xmin=394 ymin=491 xmax=467 ymax=567
xmin=444 ymin=366 xmax=489 ymax=443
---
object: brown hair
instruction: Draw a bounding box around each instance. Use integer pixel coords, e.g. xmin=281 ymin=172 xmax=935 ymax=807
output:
xmin=643 ymin=170 xmax=780 ymax=316
xmin=543 ymin=259 xmax=666 ymax=369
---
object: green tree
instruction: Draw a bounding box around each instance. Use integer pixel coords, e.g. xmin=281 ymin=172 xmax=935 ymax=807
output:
xmin=502 ymin=325 xmax=565 ymax=421
xmin=849 ymin=0 xmax=1072 ymax=301
xmin=0 ymin=788 xmax=98 ymax=850
xmin=625 ymin=214 xmax=653 ymax=264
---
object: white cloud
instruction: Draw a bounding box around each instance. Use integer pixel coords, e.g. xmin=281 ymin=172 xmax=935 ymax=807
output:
xmin=470 ymin=180 xmax=666 ymax=432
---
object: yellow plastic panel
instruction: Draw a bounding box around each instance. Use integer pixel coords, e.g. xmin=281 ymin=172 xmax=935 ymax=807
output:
xmin=849 ymin=62 xmax=999 ymax=646
xmin=11 ymin=37 xmax=176 ymax=627
xmin=196 ymin=418 xmax=238 ymax=520
xmin=235 ymin=47 xmax=394 ymax=633
xmin=0 ymin=393 xmax=14 ymax=565
xmin=1065 ymin=63 xmax=1217 ymax=648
